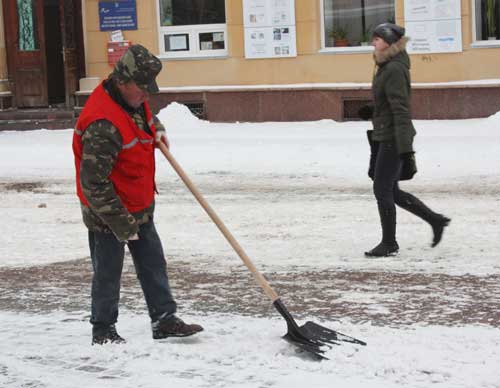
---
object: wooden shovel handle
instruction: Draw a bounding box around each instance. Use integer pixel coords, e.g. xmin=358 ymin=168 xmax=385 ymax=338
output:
xmin=158 ymin=143 xmax=280 ymax=302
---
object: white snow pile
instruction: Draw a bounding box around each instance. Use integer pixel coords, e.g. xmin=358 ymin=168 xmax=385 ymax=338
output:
xmin=488 ymin=109 xmax=500 ymax=123
xmin=157 ymin=101 xmax=209 ymax=129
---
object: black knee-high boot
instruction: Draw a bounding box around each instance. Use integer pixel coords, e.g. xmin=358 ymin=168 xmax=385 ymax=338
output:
xmin=395 ymin=190 xmax=450 ymax=247
xmin=365 ymin=206 xmax=399 ymax=257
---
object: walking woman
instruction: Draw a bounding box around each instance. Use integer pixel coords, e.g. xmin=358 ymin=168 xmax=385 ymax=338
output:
xmin=365 ymin=23 xmax=450 ymax=257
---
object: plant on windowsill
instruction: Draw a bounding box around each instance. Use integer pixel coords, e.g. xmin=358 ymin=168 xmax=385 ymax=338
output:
xmin=360 ymin=26 xmax=372 ymax=46
xmin=331 ymin=27 xmax=349 ymax=47
xmin=486 ymin=0 xmax=497 ymax=40
xmin=326 ymin=28 xmax=336 ymax=47
xmin=162 ymin=5 xmax=173 ymax=26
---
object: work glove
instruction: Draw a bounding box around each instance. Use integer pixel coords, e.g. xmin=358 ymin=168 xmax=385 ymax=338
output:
xmin=358 ymin=104 xmax=374 ymax=121
xmin=399 ymin=152 xmax=417 ymax=181
xmin=155 ymin=130 xmax=170 ymax=149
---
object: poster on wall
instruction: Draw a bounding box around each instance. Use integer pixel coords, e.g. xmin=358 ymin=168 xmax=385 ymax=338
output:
xmin=404 ymin=0 xmax=461 ymax=21
xmin=243 ymin=0 xmax=297 ymax=59
xmin=99 ymin=1 xmax=137 ymax=31
xmin=404 ymin=0 xmax=462 ymax=53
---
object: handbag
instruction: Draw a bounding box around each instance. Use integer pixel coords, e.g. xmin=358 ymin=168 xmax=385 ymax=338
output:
xmin=399 ymin=152 xmax=417 ymax=181
xmin=367 ymin=130 xmax=417 ymax=181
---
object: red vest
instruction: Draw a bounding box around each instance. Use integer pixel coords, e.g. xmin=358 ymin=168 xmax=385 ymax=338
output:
xmin=73 ymin=82 xmax=157 ymax=213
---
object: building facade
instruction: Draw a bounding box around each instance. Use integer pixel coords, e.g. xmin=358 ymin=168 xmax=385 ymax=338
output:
xmin=1 ymin=0 xmax=500 ymax=123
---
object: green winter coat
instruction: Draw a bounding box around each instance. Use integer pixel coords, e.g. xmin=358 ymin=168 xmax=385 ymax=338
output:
xmin=371 ymin=37 xmax=416 ymax=154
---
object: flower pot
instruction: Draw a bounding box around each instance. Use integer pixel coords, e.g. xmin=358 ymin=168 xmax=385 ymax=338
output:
xmin=488 ymin=36 xmax=497 ymax=40
xmin=334 ymin=39 xmax=349 ymax=47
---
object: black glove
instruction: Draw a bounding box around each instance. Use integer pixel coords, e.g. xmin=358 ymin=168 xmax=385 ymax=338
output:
xmin=400 ymin=152 xmax=417 ymax=181
xmin=358 ymin=104 xmax=374 ymax=121
xmin=366 ymin=130 xmax=379 ymax=180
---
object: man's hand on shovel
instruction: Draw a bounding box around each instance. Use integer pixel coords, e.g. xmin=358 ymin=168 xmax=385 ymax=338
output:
xmin=155 ymin=130 xmax=170 ymax=149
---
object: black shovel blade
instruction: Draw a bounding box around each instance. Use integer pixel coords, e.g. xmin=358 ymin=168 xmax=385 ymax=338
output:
xmin=273 ymin=298 xmax=366 ymax=360
xmin=282 ymin=332 xmax=329 ymax=360
xmin=301 ymin=321 xmax=367 ymax=346
xmin=273 ymin=299 xmax=330 ymax=359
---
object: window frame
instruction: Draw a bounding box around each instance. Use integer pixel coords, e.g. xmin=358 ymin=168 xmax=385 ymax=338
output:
xmin=319 ymin=0 xmax=397 ymax=54
xmin=470 ymin=0 xmax=500 ymax=48
xmin=156 ymin=1 xmax=228 ymax=59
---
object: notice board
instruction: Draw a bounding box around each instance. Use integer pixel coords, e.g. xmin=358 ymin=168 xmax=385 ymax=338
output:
xmin=243 ymin=0 xmax=297 ymax=59
xmin=404 ymin=0 xmax=462 ymax=53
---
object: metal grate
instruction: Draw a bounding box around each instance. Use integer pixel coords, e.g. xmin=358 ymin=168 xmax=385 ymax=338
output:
xmin=183 ymin=102 xmax=205 ymax=119
xmin=343 ymin=99 xmax=372 ymax=121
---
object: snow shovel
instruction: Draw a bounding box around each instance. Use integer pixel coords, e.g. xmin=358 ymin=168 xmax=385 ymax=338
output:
xmin=158 ymin=143 xmax=366 ymax=359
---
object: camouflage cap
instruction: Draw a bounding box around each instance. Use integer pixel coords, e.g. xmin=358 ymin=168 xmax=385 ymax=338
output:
xmin=113 ymin=44 xmax=162 ymax=93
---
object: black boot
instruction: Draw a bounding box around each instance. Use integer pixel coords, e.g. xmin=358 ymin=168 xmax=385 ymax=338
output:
xmin=431 ymin=216 xmax=451 ymax=247
xmin=396 ymin=191 xmax=450 ymax=247
xmin=92 ymin=324 xmax=126 ymax=345
xmin=365 ymin=241 xmax=399 ymax=257
xmin=365 ymin=206 xmax=398 ymax=257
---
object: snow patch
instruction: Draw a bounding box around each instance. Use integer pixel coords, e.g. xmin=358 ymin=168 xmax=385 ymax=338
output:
xmin=156 ymin=101 xmax=208 ymax=129
xmin=487 ymin=109 xmax=500 ymax=123
xmin=0 ymin=311 xmax=498 ymax=388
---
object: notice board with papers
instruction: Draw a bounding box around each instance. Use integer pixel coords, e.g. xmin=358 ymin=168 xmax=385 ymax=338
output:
xmin=404 ymin=0 xmax=462 ymax=53
xmin=243 ymin=0 xmax=297 ymax=59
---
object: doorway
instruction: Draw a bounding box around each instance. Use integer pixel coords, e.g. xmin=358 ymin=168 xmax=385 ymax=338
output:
xmin=2 ymin=0 xmax=85 ymax=109
xmin=45 ymin=0 xmax=65 ymax=106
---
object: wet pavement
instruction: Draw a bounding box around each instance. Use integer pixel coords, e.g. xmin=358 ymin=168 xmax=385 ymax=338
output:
xmin=1 ymin=257 xmax=498 ymax=327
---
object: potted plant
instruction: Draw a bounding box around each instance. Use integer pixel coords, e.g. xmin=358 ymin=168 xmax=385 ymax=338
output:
xmin=326 ymin=28 xmax=336 ymax=47
xmin=332 ymin=26 xmax=349 ymax=47
xmin=486 ymin=0 xmax=497 ymax=40
xmin=360 ymin=25 xmax=372 ymax=46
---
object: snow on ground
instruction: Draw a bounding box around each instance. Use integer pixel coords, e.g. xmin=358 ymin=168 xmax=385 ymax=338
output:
xmin=1 ymin=103 xmax=499 ymax=274
xmin=0 ymin=103 xmax=499 ymax=387
xmin=0 ymin=311 xmax=498 ymax=388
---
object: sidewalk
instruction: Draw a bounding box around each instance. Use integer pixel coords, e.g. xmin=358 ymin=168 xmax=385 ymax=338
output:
xmin=1 ymin=257 xmax=498 ymax=328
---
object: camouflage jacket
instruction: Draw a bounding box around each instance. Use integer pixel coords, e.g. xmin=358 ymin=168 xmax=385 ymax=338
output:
xmin=79 ymin=78 xmax=165 ymax=241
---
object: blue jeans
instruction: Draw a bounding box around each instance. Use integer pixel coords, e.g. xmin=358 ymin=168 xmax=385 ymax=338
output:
xmin=89 ymin=219 xmax=177 ymax=335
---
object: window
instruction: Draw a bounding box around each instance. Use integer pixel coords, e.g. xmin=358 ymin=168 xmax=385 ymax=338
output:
xmin=17 ymin=0 xmax=39 ymax=51
xmin=473 ymin=0 xmax=499 ymax=41
xmin=158 ymin=0 xmax=227 ymax=58
xmin=322 ymin=0 xmax=395 ymax=49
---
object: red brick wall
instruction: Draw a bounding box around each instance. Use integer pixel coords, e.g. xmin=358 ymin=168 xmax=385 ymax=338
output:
xmin=117 ymin=86 xmax=500 ymax=122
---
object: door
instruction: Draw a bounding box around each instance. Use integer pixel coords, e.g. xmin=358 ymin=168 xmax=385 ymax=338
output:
xmin=3 ymin=0 xmax=48 ymax=107
xmin=59 ymin=0 xmax=80 ymax=108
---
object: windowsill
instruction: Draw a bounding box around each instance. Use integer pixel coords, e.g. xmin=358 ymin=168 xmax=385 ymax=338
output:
xmin=157 ymin=54 xmax=229 ymax=61
xmin=319 ymin=46 xmax=374 ymax=55
xmin=470 ymin=40 xmax=500 ymax=48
